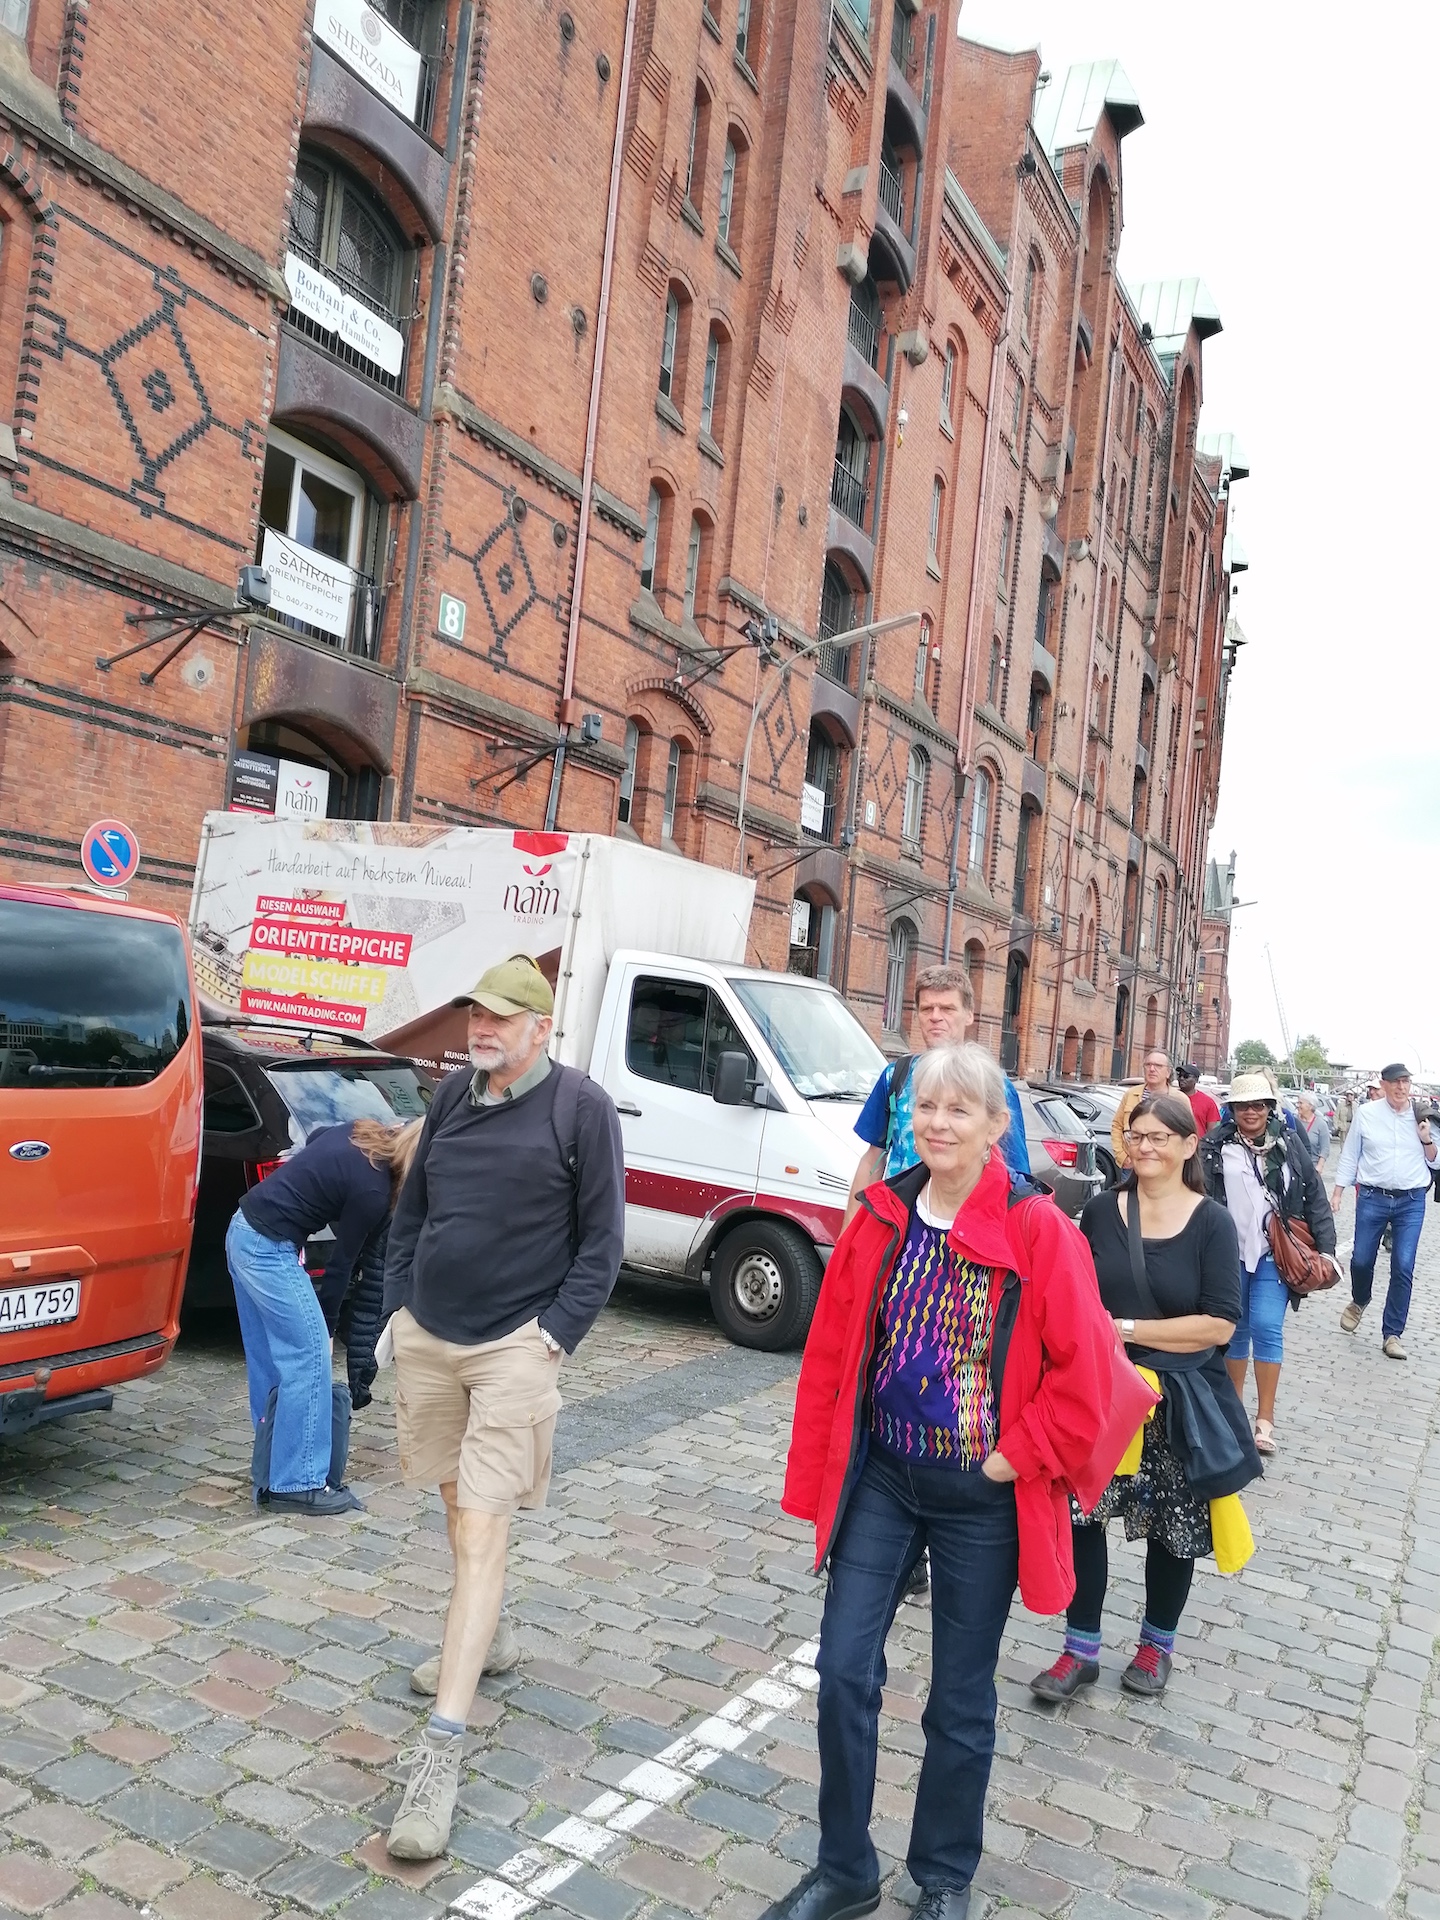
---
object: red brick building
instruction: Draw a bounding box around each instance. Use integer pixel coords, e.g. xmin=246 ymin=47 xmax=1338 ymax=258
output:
xmin=0 ymin=0 xmax=1243 ymax=1062
xmin=1192 ymin=845 xmax=1238 ymax=1075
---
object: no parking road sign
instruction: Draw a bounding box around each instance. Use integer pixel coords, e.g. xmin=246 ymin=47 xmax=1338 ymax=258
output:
xmin=80 ymin=818 xmax=141 ymax=889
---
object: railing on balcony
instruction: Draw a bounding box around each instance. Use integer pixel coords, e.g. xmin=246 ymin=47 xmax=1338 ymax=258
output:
xmin=260 ymin=525 xmax=384 ymax=662
xmin=831 ymin=458 xmax=868 ymax=529
xmin=878 ymin=144 xmax=904 ymax=226
xmin=817 ymin=642 xmax=854 ymax=687
xmin=801 ymin=780 xmax=837 ymax=843
xmin=847 ymin=289 xmax=880 ymax=371
xmin=374 ymin=0 xmax=445 ymax=134
xmin=283 ymin=234 xmax=411 ymax=397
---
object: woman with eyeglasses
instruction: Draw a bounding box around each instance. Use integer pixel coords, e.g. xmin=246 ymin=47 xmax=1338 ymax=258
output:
xmin=1199 ymin=1072 xmax=1336 ymax=1453
xmin=1031 ymin=1092 xmax=1254 ymax=1701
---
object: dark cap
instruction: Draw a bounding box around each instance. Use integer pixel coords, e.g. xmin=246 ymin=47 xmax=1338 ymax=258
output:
xmin=1380 ymin=1061 xmax=1411 ymax=1082
xmin=1178 ymin=1062 xmax=1200 ymax=1079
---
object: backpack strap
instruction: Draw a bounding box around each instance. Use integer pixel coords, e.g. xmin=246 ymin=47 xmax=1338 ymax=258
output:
xmin=550 ymin=1064 xmax=584 ymax=1257
xmin=886 ymin=1054 xmax=914 ymax=1154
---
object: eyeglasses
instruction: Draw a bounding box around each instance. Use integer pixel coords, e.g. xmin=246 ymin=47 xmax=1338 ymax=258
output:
xmin=1123 ymin=1129 xmax=1175 ymax=1150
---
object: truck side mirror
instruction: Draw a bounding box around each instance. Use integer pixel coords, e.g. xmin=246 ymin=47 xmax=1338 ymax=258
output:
xmin=712 ymin=1050 xmax=750 ymax=1105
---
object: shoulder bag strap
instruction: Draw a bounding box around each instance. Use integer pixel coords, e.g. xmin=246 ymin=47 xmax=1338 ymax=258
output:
xmin=1122 ymin=1189 xmax=1164 ymax=1320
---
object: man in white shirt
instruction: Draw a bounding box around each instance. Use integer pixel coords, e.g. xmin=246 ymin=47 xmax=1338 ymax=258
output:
xmin=1331 ymin=1063 xmax=1439 ymax=1358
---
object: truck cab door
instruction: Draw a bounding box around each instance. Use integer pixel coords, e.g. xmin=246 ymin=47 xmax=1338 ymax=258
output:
xmin=605 ymin=970 xmax=764 ymax=1274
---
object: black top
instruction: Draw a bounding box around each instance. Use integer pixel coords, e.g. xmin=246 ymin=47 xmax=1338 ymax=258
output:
xmin=1079 ymin=1190 xmax=1241 ymax=1353
xmin=238 ymin=1124 xmax=390 ymax=1301
xmin=382 ymin=1064 xmax=626 ymax=1354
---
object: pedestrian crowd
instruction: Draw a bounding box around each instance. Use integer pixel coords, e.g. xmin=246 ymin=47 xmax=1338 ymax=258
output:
xmin=218 ymin=953 xmax=1439 ymax=1913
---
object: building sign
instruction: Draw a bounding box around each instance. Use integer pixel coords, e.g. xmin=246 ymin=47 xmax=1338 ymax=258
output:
xmin=790 ymin=897 xmax=811 ymax=947
xmin=230 ymin=751 xmax=332 ymax=820
xmin=800 ymin=782 xmax=827 ymax=834
xmin=261 ymin=527 xmax=354 ymax=640
xmin=313 ymin=0 xmax=422 ymax=122
xmin=437 ymin=592 xmax=467 ymax=641
xmin=285 ymin=253 xmax=404 ymax=376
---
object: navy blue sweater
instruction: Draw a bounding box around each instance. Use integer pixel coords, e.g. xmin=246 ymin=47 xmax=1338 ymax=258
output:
xmin=239 ymin=1124 xmax=390 ymax=1315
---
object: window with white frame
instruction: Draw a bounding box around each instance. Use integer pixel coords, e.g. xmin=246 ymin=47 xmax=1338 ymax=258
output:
xmin=718 ymin=140 xmax=738 ymax=245
xmin=902 ymin=745 xmax=927 ymax=844
xmin=683 ymin=517 xmax=703 ymax=620
xmin=659 ymin=290 xmax=680 ymax=399
xmin=617 ymin=721 xmax=639 ymax=825
xmin=968 ymin=766 xmax=993 ymax=875
xmin=883 ymin=920 xmax=913 ymax=1031
xmin=700 ymin=330 xmax=721 ymax=438
xmin=941 ymin=342 xmax=956 ymax=427
xmin=640 ymin=486 xmax=661 ymax=592
xmin=257 ymin=428 xmax=373 ymax=651
xmin=662 ymin=739 xmax=682 ymax=839
xmin=928 ymin=477 xmax=943 ymax=562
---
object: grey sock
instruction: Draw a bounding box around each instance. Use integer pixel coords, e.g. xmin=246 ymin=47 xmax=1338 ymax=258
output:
xmin=427 ymin=1712 xmax=465 ymax=1737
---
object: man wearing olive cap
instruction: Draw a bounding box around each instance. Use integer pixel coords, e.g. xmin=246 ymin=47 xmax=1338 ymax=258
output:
xmin=383 ymin=954 xmax=624 ymax=1859
xmin=1332 ymin=1061 xmax=1439 ymax=1359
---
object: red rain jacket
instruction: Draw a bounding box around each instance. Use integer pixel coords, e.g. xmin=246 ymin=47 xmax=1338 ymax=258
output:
xmin=781 ymin=1152 xmax=1116 ymax=1616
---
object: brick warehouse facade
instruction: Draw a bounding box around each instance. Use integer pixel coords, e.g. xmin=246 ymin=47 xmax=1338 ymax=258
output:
xmin=0 ymin=0 xmax=1243 ymax=1067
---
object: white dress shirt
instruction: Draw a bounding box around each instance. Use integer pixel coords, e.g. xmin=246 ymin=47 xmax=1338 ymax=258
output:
xmin=1334 ymin=1100 xmax=1438 ymax=1192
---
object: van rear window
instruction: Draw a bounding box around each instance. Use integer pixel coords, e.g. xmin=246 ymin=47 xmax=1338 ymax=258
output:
xmin=0 ymin=899 xmax=191 ymax=1089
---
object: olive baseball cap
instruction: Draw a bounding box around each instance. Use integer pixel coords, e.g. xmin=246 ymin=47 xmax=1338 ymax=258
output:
xmin=452 ymin=953 xmax=554 ymax=1017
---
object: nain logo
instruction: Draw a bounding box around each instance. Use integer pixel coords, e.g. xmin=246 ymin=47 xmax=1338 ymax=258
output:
xmin=503 ymin=859 xmax=561 ymax=920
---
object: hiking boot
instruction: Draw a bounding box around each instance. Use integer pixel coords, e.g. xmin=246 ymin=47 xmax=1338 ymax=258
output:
xmin=905 ymin=1551 xmax=930 ymax=1598
xmin=1339 ymin=1300 xmax=1365 ymax=1334
xmin=411 ymin=1614 xmax=521 ymax=1696
xmin=755 ymin=1868 xmax=880 ymax=1920
xmin=1120 ymin=1642 xmax=1172 ymax=1696
xmin=387 ymin=1724 xmax=464 ymax=1859
xmin=1029 ymin=1652 xmax=1099 ymax=1702
xmin=1384 ymin=1335 xmax=1407 ymax=1360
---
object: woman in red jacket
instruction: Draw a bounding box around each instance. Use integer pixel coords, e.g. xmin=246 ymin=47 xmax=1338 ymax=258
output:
xmin=765 ymin=1044 xmax=1114 ymax=1920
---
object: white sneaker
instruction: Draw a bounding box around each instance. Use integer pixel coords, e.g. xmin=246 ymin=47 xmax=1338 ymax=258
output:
xmin=410 ymin=1614 xmax=521 ymax=1696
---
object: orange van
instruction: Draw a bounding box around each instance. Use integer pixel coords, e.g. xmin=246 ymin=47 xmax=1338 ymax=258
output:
xmin=0 ymin=882 xmax=202 ymax=1435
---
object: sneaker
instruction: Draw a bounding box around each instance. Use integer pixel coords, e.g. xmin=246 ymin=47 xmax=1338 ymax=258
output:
xmin=1120 ymin=1642 xmax=1171 ymax=1696
xmin=1384 ymin=1335 xmax=1407 ymax=1360
xmin=387 ymin=1724 xmax=464 ymax=1860
xmin=410 ymin=1615 xmax=522 ymax=1696
xmin=1029 ymin=1652 xmax=1099 ymax=1702
xmin=905 ymin=1551 xmax=930 ymax=1598
xmin=258 ymin=1485 xmax=362 ymax=1516
xmin=755 ymin=1868 xmax=880 ymax=1920
xmin=1340 ymin=1300 xmax=1365 ymax=1334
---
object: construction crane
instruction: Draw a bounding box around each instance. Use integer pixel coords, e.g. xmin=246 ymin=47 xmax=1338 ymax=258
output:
xmin=1265 ymin=944 xmax=1301 ymax=1089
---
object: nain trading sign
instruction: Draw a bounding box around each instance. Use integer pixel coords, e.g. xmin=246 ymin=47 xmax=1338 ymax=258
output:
xmin=313 ymin=0 xmax=423 ymax=122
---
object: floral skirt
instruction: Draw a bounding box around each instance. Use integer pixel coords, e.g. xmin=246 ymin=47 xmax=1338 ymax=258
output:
xmin=1069 ymin=1414 xmax=1213 ymax=1561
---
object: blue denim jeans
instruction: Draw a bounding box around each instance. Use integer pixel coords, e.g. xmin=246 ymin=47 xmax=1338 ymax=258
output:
xmin=1351 ymin=1186 xmax=1429 ymax=1339
xmin=815 ymin=1444 xmax=1018 ymax=1894
xmin=226 ymin=1211 xmax=333 ymax=1495
xmin=1228 ymin=1254 xmax=1289 ymax=1364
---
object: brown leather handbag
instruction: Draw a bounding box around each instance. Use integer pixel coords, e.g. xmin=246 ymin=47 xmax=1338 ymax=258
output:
xmin=1266 ymin=1210 xmax=1339 ymax=1295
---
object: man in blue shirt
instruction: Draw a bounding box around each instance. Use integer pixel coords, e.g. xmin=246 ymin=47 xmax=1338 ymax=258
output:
xmin=844 ymin=962 xmax=1029 ymax=1230
xmin=1332 ymin=1062 xmax=1439 ymax=1359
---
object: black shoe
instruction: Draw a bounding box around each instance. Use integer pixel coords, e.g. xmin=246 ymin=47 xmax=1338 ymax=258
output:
xmin=913 ymin=1890 xmax=970 ymax=1920
xmin=1120 ymin=1642 xmax=1171 ymax=1695
xmin=905 ymin=1551 xmax=930 ymax=1597
xmin=1029 ymin=1652 xmax=1100 ymax=1702
xmin=757 ymin=1869 xmax=880 ymax=1920
xmin=258 ymin=1484 xmax=362 ymax=1516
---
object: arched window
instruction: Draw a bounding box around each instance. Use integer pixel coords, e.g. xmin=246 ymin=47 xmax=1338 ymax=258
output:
xmin=883 ymin=920 xmax=914 ymax=1032
xmin=685 ymin=84 xmax=711 ymax=210
xmin=700 ymin=326 xmax=729 ymax=445
xmin=987 ymin=638 xmax=1003 ymax=708
xmin=1117 ymin=479 xmax=1129 ymax=540
xmin=662 ymin=739 xmax=683 ymax=840
xmin=682 ymin=516 xmax=706 ymax=621
xmin=1013 ymin=800 xmax=1037 ymax=914
xmin=965 ymin=938 xmax=985 ymax=1020
xmin=1152 ymin=878 xmax=1167 ymax=961
xmin=258 ymin=427 xmax=380 ymax=657
xmin=928 ymin=476 xmax=944 ymax=564
xmin=998 ymin=509 xmax=1014 ymax=592
xmin=803 ymin=726 xmax=840 ymax=842
xmin=941 ymin=342 xmax=957 ymax=429
xmin=1010 ymin=374 xmax=1024 ymax=443
xmin=640 ymin=484 xmax=667 ymax=594
xmin=967 ymin=766 xmax=992 ymax=875
xmin=617 ymin=720 xmax=640 ymax=826
xmin=735 ymin=0 xmax=758 ymax=65
xmin=902 ymin=746 xmax=927 ymax=844
xmin=1023 ymin=250 xmax=1041 ymax=338
xmin=659 ymin=285 xmax=690 ymax=404
xmin=289 ymin=150 xmax=410 ymax=393
xmin=1108 ymin=575 xmax=1120 ymax=642
xmin=832 ymin=407 xmax=870 ymax=529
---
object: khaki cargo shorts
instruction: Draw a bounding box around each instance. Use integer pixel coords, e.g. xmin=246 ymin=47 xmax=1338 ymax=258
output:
xmin=390 ymin=1308 xmax=563 ymax=1514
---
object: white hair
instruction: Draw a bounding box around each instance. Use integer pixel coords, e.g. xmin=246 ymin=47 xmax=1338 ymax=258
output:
xmin=911 ymin=1042 xmax=1009 ymax=1120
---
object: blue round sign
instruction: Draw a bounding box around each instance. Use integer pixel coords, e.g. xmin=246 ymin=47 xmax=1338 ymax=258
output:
xmin=80 ymin=818 xmax=141 ymax=888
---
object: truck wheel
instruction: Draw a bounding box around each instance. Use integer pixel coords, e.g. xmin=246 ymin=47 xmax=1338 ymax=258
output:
xmin=708 ymin=1219 xmax=822 ymax=1351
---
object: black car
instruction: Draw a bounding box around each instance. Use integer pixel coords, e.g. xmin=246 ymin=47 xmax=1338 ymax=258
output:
xmin=190 ymin=1019 xmax=433 ymax=1312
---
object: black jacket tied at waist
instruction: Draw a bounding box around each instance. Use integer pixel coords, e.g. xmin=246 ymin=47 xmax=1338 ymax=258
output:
xmin=1147 ymin=1347 xmax=1264 ymax=1501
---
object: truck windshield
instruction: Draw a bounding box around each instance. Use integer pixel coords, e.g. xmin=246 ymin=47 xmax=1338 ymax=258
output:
xmin=729 ymin=978 xmax=883 ymax=1100
xmin=0 ymin=897 xmax=191 ymax=1089
xmin=265 ymin=1061 xmax=431 ymax=1145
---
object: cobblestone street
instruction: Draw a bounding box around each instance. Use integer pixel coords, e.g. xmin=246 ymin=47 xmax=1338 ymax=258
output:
xmin=3 ymin=1204 xmax=1440 ymax=1920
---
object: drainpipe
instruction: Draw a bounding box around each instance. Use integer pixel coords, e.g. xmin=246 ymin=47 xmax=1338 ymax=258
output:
xmin=1045 ymin=330 xmax=1120 ymax=1079
xmin=544 ymin=0 xmax=640 ymax=832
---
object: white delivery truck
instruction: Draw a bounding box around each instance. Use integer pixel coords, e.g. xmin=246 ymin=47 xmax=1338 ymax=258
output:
xmin=190 ymin=816 xmax=883 ymax=1348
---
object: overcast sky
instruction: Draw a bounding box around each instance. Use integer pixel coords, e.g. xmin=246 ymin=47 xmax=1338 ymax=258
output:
xmin=957 ymin=0 xmax=1440 ymax=1080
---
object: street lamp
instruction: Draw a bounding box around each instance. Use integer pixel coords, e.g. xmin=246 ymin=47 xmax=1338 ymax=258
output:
xmin=733 ymin=609 xmax=923 ymax=871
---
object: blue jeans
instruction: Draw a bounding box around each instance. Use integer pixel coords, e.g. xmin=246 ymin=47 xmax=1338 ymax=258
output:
xmin=816 ymin=1445 xmax=1018 ymax=1894
xmin=1228 ymin=1254 xmax=1288 ymax=1364
xmin=1351 ymin=1186 xmax=1428 ymax=1339
xmin=226 ymin=1211 xmax=333 ymax=1494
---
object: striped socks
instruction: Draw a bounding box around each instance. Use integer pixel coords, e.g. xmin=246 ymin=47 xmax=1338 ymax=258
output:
xmin=1063 ymin=1626 xmax=1102 ymax=1664
xmin=1138 ymin=1619 xmax=1177 ymax=1657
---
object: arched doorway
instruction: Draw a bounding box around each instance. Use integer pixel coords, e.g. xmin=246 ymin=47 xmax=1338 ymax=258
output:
xmin=1061 ymin=1025 xmax=1080 ymax=1079
xmin=1080 ymin=1029 xmax=1096 ymax=1079
xmin=1001 ymin=952 xmax=1026 ymax=1073
xmin=788 ymin=884 xmax=838 ymax=981
xmin=233 ymin=717 xmax=383 ymax=820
